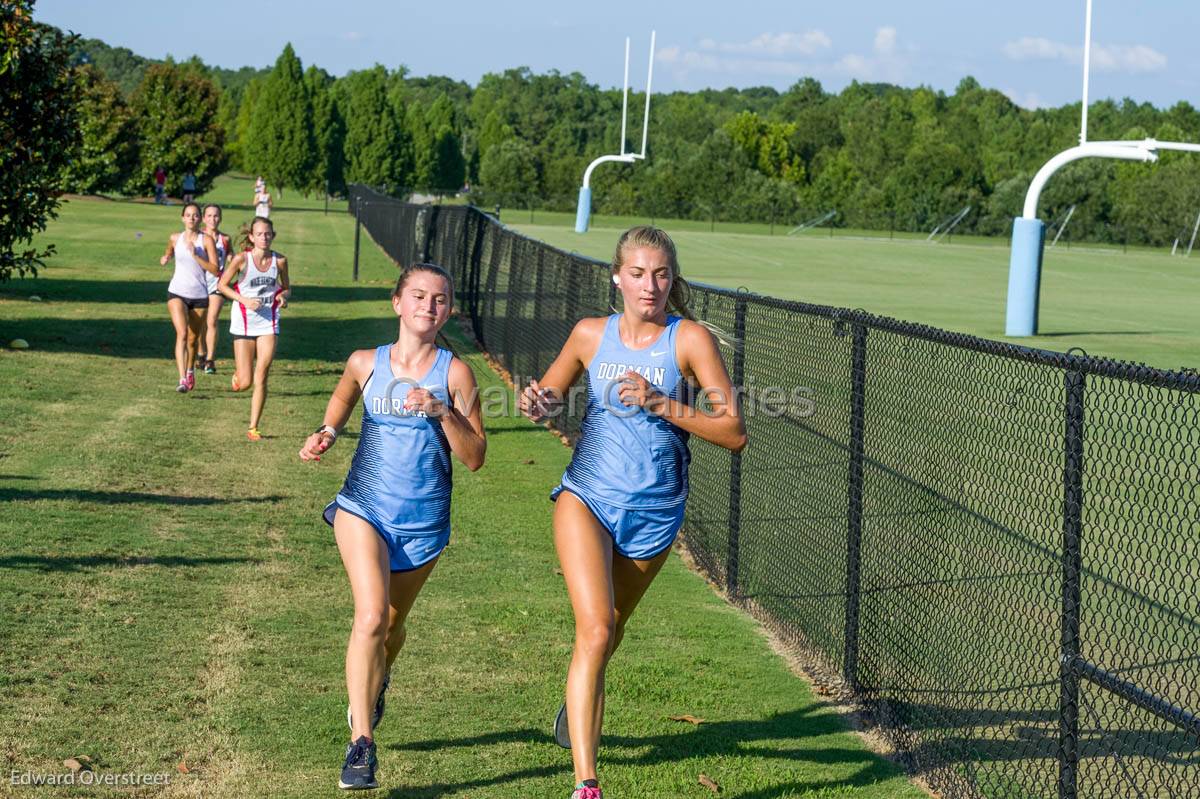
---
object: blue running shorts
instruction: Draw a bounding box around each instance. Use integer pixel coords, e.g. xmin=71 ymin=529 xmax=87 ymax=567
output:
xmin=550 ymin=485 xmax=685 ymax=561
xmin=323 ymin=501 xmax=449 ymax=572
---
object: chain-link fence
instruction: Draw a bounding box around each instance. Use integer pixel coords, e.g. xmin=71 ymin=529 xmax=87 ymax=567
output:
xmin=390 ymin=185 xmax=1200 ymax=253
xmin=349 ymin=185 xmax=1200 ymax=799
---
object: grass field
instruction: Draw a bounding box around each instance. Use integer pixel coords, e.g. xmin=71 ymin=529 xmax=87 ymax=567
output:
xmin=0 ymin=179 xmax=927 ymax=798
xmin=508 ymin=213 xmax=1200 ymax=372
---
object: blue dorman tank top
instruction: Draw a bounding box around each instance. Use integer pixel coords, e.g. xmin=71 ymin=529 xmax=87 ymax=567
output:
xmin=561 ymin=314 xmax=691 ymax=509
xmin=336 ymin=344 xmax=454 ymax=537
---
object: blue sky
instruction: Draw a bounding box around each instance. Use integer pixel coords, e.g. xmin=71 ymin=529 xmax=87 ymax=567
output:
xmin=35 ymin=0 xmax=1200 ymax=109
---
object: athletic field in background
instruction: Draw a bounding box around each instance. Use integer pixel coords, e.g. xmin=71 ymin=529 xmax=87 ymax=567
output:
xmin=0 ymin=175 xmax=927 ymax=798
xmin=510 ymin=212 xmax=1200 ymax=372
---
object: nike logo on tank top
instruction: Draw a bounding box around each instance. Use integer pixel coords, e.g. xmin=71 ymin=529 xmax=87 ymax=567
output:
xmin=336 ymin=345 xmax=454 ymax=537
xmin=561 ymin=315 xmax=691 ymax=509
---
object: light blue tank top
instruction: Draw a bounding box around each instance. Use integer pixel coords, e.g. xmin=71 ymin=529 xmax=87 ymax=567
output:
xmin=335 ymin=344 xmax=454 ymax=537
xmin=561 ymin=314 xmax=691 ymax=509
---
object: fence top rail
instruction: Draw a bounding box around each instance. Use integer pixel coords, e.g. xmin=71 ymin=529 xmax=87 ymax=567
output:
xmin=348 ymin=186 xmax=1200 ymax=395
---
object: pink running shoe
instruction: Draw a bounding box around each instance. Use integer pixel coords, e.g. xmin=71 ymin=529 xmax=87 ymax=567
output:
xmin=176 ymin=379 xmax=189 ymax=393
xmin=571 ymin=783 xmax=602 ymax=799
xmin=185 ymin=370 xmax=196 ymax=390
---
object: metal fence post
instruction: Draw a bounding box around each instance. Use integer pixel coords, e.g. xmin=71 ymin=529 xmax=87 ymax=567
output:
xmin=470 ymin=211 xmax=487 ymax=343
xmin=726 ymin=297 xmax=748 ymax=599
xmin=1059 ymin=367 xmax=1086 ymax=799
xmin=422 ymin=205 xmax=440 ymax=263
xmin=843 ymin=319 xmax=868 ymax=691
xmin=353 ymin=197 xmax=363 ymax=282
xmin=530 ymin=250 xmax=545 ymax=378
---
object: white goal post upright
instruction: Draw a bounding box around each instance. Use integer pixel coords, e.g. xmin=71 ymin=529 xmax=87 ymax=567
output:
xmin=574 ymin=31 xmax=655 ymax=233
xmin=1005 ymin=0 xmax=1200 ymax=335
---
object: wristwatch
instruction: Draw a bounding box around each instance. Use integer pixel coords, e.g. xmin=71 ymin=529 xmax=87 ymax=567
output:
xmin=314 ymin=424 xmax=338 ymax=441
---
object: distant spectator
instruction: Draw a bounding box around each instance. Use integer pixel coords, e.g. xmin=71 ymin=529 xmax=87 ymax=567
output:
xmin=255 ymin=186 xmax=272 ymax=219
xmin=254 ymin=175 xmax=265 ymax=198
xmin=182 ymin=171 xmax=197 ymax=204
xmin=154 ymin=166 xmax=167 ymax=204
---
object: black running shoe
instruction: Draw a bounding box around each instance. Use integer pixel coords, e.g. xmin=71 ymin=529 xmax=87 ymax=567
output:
xmin=347 ymin=672 xmax=390 ymax=732
xmin=203 ymin=359 xmax=216 ymax=375
xmin=553 ymin=702 xmax=571 ymax=749
xmin=338 ymin=735 xmax=378 ymax=790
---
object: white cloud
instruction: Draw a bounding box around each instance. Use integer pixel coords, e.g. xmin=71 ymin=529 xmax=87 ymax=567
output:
xmin=833 ymin=27 xmax=909 ymax=82
xmin=656 ymin=45 xmax=682 ymax=64
xmin=874 ymin=27 xmax=897 ymax=57
xmin=659 ymin=26 xmax=908 ymax=84
xmin=836 ymin=54 xmax=873 ymax=78
xmin=1003 ymin=36 xmax=1167 ymax=73
xmin=699 ymin=31 xmax=833 ymax=57
xmin=340 ymin=31 xmax=364 ymax=42
xmin=1002 ymin=87 xmax=1046 ymax=110
xmin=1003 ymin=37 xmax=1067 ymax=61
xmin=1093 ymin=45 xmax=1167 ymax=73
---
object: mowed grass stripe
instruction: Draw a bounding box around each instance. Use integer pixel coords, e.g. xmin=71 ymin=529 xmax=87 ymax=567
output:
xmin=0 ymin=193 xmax=926 ymax=797
xmin=512 ymin=218 xmax=1200 ymax=370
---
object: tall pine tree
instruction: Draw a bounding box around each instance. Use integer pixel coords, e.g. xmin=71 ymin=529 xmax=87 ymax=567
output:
xmin=305 ymin=65 xmax=345 ymax=195
xmin=341 ymin=65 xmax=411 ymax=191
xmin=245 ymin=44 xmax=315 ymax=196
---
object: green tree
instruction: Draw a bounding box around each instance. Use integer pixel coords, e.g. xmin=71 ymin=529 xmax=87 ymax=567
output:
xmin=479 ymin=138 xmax=538 ymax=200
xmin=476 ymin=106 xmax=514 ymax=164
xmin=305 ymin=65 xmax=344 ymax=195
xmin=413 ymin=96 xmax=464 ymax=192
xmin=129 ymin=62 xmax=225 ymax=197
xmin=62 ymin=64 xmax=139 ymax=194
xmin=244 ymin=44 xmax=316 ymax=196
xmin=426 ymin=125 xmax=465 ymax=193
xmin=1 ymin=1 xmax=80 ymax=281
xmin=341 ymin=65 xmax=411 ymax=190
xmin=684 ymin=129 xmax=750 ymax=220
xmin=69 ymin=36 xmax=150 ymax=96
xmin=232 ymin=77 xmax=262 ymax=172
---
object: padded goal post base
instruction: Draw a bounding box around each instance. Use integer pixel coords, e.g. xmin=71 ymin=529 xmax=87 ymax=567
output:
xmin=574 ymin=186 xmax=592 ymax=233
xmin=1005 ymin=217 xmax=1046 ymax=337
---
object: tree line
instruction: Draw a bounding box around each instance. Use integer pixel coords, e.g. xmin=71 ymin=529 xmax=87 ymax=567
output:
xmin=10 ymin=6 xmax=1200 ymax=283
xmin=73 ymin=32 xmax=1200 ymax=247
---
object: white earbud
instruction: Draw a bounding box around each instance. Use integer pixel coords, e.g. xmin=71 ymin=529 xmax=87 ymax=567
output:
xmin=612 ymin=275 xmax=620 ymax=286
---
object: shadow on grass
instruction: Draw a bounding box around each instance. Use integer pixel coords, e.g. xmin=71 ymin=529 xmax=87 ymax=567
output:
xmin=1037 ymin=330 xmax=1158 ymax=338
xmin=876 ymin=697 xmax=1200 ymax=768
xmin=0 ymin=554 xmax=257 ymax=572
xmin=387 ymin=696 xmax=1200 ymax=797
xmin=0 ymin=488 xmax=286 ymax=505
xmin=78 ymin=193 xmax=346 ymax=216
xmin=388 ymin=705 xmax=904 ymax=799
xmin=0 ymin=313 xmax=398 ymax=360
xmin=0 ymin=279 xmax=390 ymax=305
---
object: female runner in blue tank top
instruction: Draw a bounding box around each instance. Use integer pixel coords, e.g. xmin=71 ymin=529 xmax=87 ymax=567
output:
xmin=299 ymin=263 xmax=486 ymax=791
xmin=519 ymin=226 xmax=747 ymax=799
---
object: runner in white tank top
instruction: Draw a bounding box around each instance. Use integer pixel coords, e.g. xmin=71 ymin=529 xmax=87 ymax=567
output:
xmin=228 ymin=250 xmax=281 ymax=337
xmin=159 ymin=202 xmax=219 ymax=393
xmin=255 ymin=188 xmax=272 ymax=218
xmin=217 ymin=216 xmax=291 ymax=440
xmin=197 ymin=204 xmax=232 ymax=374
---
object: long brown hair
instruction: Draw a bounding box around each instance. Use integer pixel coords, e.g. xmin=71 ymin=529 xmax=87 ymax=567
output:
xmin=237 ymin=216 xmax=274 ymax=252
